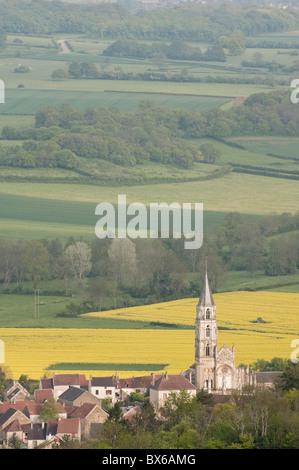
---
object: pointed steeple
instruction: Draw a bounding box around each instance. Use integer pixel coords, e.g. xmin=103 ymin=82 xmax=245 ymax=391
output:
xmin=197 ymin=257 xmax=215 ymax=307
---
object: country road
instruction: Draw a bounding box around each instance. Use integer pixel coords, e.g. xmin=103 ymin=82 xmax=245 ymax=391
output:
xmin=57 ymin=39 xmax=71 ymax=54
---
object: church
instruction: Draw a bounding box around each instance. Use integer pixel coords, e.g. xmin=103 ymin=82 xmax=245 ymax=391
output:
xmin=186 ymin=266 xmax=253 ymax=393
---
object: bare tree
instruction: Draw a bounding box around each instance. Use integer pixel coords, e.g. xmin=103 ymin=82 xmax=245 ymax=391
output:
xmin=65 ymin=241 xmax=91 ymax=291
xmin=108 ymin=238 xmax=137 ymax=289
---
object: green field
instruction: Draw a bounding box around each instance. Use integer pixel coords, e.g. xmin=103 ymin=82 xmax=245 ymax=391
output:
xmin=0 ymin=29 xmax=298 ymax=285
xmin=0 ymin=292 xmax=192 ymax=329
xmin=0 ymin=88 xmax=231 ymax=114
xmin=0 ymin=190 xmax=233 ymax=241
xmin=227 ymin=136 xmax=299 ymax=160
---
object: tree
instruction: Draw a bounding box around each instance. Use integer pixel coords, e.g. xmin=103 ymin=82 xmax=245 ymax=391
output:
xmin=108 ymin=401 xmax=123 ymax=422
xmin=39 ymin=397 xmax=60 ymax=421
xmin=153 ymin=420 xmax=200 ymax=449
xmin=160 ymin=390 xmax=199 ymax=429
xmin=277 ymin=361 xmax=299 ymax=391
xmin=197 ymin=251 xmax=226 ymax=291
xmin=0 ymin=24 xmax=6 ymax=50
xmin=0 ymin=366 xmax=9 ymax=400
xmin=87 ymin=279 xmax=112 ymax=311
xmin=134 ymin=401 xmax=160 ymax=434
xmin=22 ymin=241 xmax=50 ymax=289
xmin=14 ymin=65 xmax=30 ymax=73
xmin=265 ymin=236 xmax=297 ymax=276
xmin=52 ymin=253 xmax=73 ymax=295
xmin=8 ymin=433 xmax=23 ymax=449
xmin=108 ymin=238 xmax=137 ymax=289
xmin=199 ymin=143 xmax=221 ymax=164
xmin=65 ymin=241 xmax=92 ymax=290
xmin=232 ymin=220 xmax=265 ymax=277
xmin=219 ymin=31 xmax=246 ymax=55
xmin=51 ymin=69 xmax=68 ymax=80
xmin=152 ymin=52 xmax=167 ymax=69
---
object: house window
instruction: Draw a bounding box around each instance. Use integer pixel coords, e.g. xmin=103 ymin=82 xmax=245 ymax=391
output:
xmin=162 ymin=393 xmax=168 ymax=399
xmin=106 ymin=390 xmax=112 ymax=395
xmin=206 ymin=344 xmax=210 ymax=356
xmin=206 ymin=325 xmax=210 ymax=337
xmin=206 ymin=309 xmax=210 ymax=319
xmin=95 ymin=390 xmax=99 ymax=395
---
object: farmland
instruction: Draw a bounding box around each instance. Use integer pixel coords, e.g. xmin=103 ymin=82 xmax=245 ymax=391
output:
xmin=1 ymin=291 xmax=298 ymax=379
xmin=0 ymin=2 xmax=299 ymax=386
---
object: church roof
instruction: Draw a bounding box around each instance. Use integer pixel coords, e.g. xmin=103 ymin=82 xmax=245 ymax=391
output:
xmin=197 ymin=267 xmax=215 ymax=308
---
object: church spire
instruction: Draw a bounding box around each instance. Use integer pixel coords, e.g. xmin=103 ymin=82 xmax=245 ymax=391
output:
xmin=197 ymin=257 xmax=215 ymax=307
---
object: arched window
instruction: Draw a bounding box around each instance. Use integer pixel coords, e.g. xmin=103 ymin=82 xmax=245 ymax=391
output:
xmin=206 ymin=344 xmax=210 ymax=356
xmin=206 ymin=308 xmax=210 ymax=319
xmin=206 ymin=325 xmax=210 ymax=337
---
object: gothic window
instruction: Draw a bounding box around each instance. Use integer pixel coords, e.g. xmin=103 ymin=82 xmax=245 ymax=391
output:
xmin=206 ymin=325 xmax=210 ymax=337
xmin=206 ymin=309 xmax=210 ymax=319
xmin=206 ymin=344 xmax=210 ymax=356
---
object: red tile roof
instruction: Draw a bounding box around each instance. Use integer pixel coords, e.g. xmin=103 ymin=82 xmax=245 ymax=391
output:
xmin=0 ymin=400 xmax=36 ymax=414
xmin=24 ymin=403 xmax=43 ymax=416
xmin=79 ymin=375 xmax=88 ymax=387
xmin=34 ymin=389 xmax=53 ymax=403
xmin=123 ymin=406 xmax=142 ymax=421
xmin=151 ymin=374 xmax=196 ymax=391
xmin=57 ymin=418 xmax=80 ymax=435
xmin=68 ymin=403 xmax=96 ymax=419
xmin=40 ymin=378 xmax=53 ymax=389
xmin=53 ymin=374 xmax=82 ymax=387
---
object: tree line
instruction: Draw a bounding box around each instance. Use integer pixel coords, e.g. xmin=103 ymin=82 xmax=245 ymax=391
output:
xmin=0 ymin=102 xmax=202 ymax=170
xmin=102 ymin=39 xmax=226 ymax=62
xmin=64 ymin=60 xmax=287 ymax=87
xmin=1 ymin=89 xmax=298 ymax=176
xmin=0 ymin=1 xmax=298 ymax=43
xmin=1 ymin=210 xmax=299 ymax=310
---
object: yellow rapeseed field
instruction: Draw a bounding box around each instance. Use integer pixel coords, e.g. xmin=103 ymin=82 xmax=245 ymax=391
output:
xmin=1 ymin=292 xmax=298 ymax=380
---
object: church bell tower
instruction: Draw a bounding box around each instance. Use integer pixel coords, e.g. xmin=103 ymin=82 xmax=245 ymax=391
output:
xmin=195 ymin=262 xmax=217 ymax=391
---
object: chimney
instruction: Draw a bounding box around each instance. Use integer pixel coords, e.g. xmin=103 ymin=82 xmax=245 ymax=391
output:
xmin=151 ymin=373 xmax=155 ymax=386
xmin=165 ymin=372 xmax=168 ymax=380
